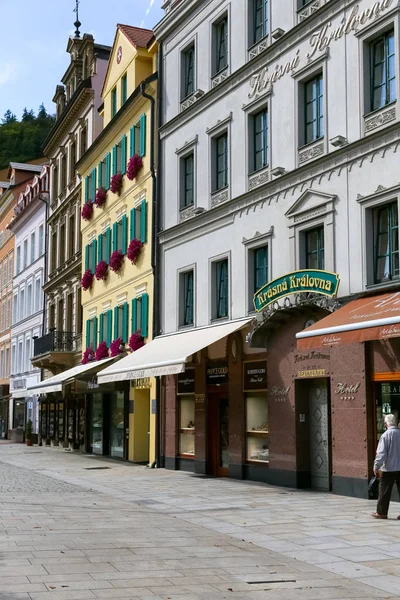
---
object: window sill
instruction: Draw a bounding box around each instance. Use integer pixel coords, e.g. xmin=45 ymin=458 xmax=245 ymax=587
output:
xmin=248 ymin=36 xmax=269 ymax=61
xmin=211 ymin=316 xmax=230 ymax=324
xmin=178 ymin=323 xmax=195 ymax=331
xmin=248 ymin=165 xmax=269 ymax=191
xmin=364 ymin=101 xmax=397 ymax=135
xmin=298 ymin=138 xmax=324 ymax=165
xmin=179 ymin=204 xmax=196 ymax=222
xmin=180 ymin=90 xmax=205 ymax=112
xmin=366 ymin=279 xmax=400 ymax=291
xmin=297 ymin=0 xmax=327 ymax=23
xmin=211 ymin=187 xmax=229 ymax=208
xmin=211 ymin=67 xmax=229 ymax=89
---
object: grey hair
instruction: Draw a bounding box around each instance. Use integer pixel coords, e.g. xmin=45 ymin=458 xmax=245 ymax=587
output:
xmin=384 ymin=414 xmax=398 ymax=427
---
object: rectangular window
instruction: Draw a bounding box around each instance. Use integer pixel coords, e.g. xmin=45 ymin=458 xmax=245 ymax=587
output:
xmin=100 ymin=157 xmax=107 ymax=188
xmin=252 ymin=109 xmax=268 ymax=172
xmin=181 ymin=154 xmax=194 ymax=209
xmin=304 ymin=73 xmax=323 ymax=144
xmin=131 ymin=294 xmax=149 ymax=337
xmin=18 ymin=341 xmax=23 ymax=374
xmin=80 ymin=126 xmax=87 ymax=156
xmin=370 ymin=31 xmax=396 ymax=112
xmin=69 ymin=215 xmax=75 ymax=258
xmin=16 ymin=246 xmax=20 ymax=275
xmin=99 ymin=311 xmax=112 ymax=346
xmin=8 ymin=255 xmax=12 ymax=282
xmin=23 ymin=240 xmax=28 ymax=269
xmin=1 ymin=302 xmax=4 ymax=332
xmin=182 ymin=44 xmax=195 ymax=99
xmin=38 ymin=224 xmax=44 ymax=256
xmin=7 ymin=297 xmax=11 ymax=327
xmin=70 ymin=141 xmax=76 ymax=182
xmin=214 ymin=132 xmax=228 ymax=192
xmin=374 ymin=201 xmax=399 ymax=283
xmin=253 ymin=0 xmax=268 ymax=44
xmin=213 ymin=15 xmax=228 ymax=75
xmin=5 ymin=348 xmax=9 ymax=377
xmin=253 ymin=245 xmax=268 ymax=294
xmin=116 ymin=141 xmax=122 ymax=173
xmin=214 ymin=259 xmax=229 ymax=319
xmin=30 ymin=232 xmax=35 ymax=263
xmin=20 ymin=289 xmax=25 ymax=321
xmin=121 ymin=73 xmax=128 ymax=104
xmin=52 ymin=165 xmax=58 ymax=201
xmin=181 ymin=270 xmax=194 ymax=326
xmin=88 ymin=317 xmax=97 ymax=349
xmin=13 ymin=295 xmax=17 ymax=324
xmin=305 ymin=226 xmax=325 ymax=270
xmin=27 ymin=284 xmax=32 ymax=317
xmin=111 ymin=86 xmax=117 ymax=117
xmin=35 ymin=278 xmax=41 ymax=312
xmin=25 ymin=338 xmax=31 ymax=373
xmin=114 ymin=303 xmax=129 ymax=343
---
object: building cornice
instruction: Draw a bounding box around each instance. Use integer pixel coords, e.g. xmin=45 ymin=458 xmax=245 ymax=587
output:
xmin=159 ymin=119 xmax=400 ymax=246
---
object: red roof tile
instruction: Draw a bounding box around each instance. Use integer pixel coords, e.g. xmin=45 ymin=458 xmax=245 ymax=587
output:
xmin=117 ymin=24 xmax=154 ymax=48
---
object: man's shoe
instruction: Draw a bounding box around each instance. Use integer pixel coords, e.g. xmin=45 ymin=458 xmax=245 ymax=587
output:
xmin=371 ymin=512 xmax=387 ymax=519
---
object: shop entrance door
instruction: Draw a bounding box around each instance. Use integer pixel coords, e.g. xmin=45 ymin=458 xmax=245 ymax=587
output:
xmin=208 ymin=395 xmax=229 ymax=477
xmin=309 ymin=379 xmax=330 ymax=491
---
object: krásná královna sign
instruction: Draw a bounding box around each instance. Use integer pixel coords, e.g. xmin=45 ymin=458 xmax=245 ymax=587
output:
xmin=253 ymin=270 xmax=340 ymax=312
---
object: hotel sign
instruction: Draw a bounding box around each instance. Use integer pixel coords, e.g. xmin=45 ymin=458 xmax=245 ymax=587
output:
xmin=253 ymin=270 xmax=340 ymax=312
xmin=249 ymin=0 xmax=393 ymax=99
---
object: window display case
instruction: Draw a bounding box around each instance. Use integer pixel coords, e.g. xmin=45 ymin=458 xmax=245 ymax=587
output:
xmin=246 ymin=394 xmax=268 ymax=463
xmin=179 ymin=395 xmax=195 ymax=457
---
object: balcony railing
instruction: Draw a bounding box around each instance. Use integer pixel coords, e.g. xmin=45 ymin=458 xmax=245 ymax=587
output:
xmin=33 ymin=330 xmax=75 ymax=357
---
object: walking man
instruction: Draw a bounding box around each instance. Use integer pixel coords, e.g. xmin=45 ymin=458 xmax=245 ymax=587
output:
xmin=372 ymin=413 xmax=400 ymax=519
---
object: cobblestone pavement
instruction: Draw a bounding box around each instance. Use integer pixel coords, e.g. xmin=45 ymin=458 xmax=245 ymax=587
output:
xmin=1 ymin=446 xmax=400 ymax=599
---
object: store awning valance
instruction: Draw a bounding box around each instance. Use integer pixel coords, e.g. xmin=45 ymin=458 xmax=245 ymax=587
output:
xmin=98 ymin=318 xmax=252 ymax=384
xmin=27 ymin=357 xmax=116 ymax=395
xmin=296 ymin=291 xmax=400 ymax=350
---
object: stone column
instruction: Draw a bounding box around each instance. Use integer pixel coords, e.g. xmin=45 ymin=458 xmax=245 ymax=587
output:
xmin=228 ymin=332 xmax=245 ymax=480
xmin=164 ymin=375 xmax=177 ymax=470
xmin=194 ymin=351 xmax=207 ymax=474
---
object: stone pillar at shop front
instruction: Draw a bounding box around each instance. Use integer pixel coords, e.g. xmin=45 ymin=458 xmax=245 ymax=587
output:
xmin=194 ymin=350 xmax=207 ymax=474
xmin=164 ymin=374 xmax=177 ymax=470
xmin=228 ymin=332 xmax=245 ymax=479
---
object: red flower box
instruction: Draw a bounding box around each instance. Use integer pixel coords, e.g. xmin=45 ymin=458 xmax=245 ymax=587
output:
xmin=109 ymin=250 xmax=124 ymax=273
xmin=110 ymin=337 xmax=124 ymax=357
xmin=127 ymin=154 xmax=143 ymax=181
xmin=95 ymin=260 xmax=109 ymax=281
xmin=94 ymin=187 xmax=107 ymax=208
xmin=127 ymin=239 xmax=143 ymax=265
xmin=95 ymin=341 xmax=109 ymax=361
xmin=82 ymin=346 xmax=95 ymax=364
xmin=110 ymin=173 xmax=123 ymax=194
xmin=129 ymin=331 xmax=144 ymax=352
xmin=81 ymin=200 xmax=94 ymax=221
xmin=81 ymin=269 xmax=94 ymax=291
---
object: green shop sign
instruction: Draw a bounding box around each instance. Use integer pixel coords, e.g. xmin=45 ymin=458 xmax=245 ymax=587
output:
xmin=253 ymin=270 xmax=340 ymax=312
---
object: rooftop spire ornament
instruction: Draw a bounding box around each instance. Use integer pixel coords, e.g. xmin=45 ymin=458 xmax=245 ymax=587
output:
xmin=73 ymin=0 xmax=81 ymax=38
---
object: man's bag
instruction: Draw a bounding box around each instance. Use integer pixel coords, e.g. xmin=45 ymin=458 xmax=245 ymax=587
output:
xmin=368 ymin=476 xmax=379 ymax=499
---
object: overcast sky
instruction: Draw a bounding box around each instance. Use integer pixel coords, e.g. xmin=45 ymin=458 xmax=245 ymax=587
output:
xmin=0 ymin=0 xmax=164 ymax=120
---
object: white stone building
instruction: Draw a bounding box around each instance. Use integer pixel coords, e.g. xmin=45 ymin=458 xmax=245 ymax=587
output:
xmin=9 ymin=165 xmax=48 ymax=436
xmin=153 ymin=0 xmax=400 ymax=496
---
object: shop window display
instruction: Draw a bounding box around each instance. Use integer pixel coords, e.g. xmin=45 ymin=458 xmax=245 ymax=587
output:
xmin=376 ymin=382 xmax=400 ymax=442
xmin=179 ymin=395 xmax=195 ymax=457
xmin=246 ymin=394 xmax=268 ymax=462
xmin=91 ymin=394 xmax=103 ymax=454
xmin=110 ymin=392 xmax=124 ymax=458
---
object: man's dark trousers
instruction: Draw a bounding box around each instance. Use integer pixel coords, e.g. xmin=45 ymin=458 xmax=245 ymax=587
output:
xmin=377 ymin=471 xmax=400 ymax=515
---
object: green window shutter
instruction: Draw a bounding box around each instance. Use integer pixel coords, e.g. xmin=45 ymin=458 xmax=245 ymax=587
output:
xmin=91 ymin=239 xmax=97 ymax=271
xmin=105 ymin=153 xmax=111 ymax=188
xmin=112 ymin=223 xmax=117 ymax=252
xmin=114 ymin=306 xmax=119 ymax=339
xmin=85 ymin=245 xmax=89 ymax=270
xmin=107 ymin=309 xmax=113 ymax=346
xmin=85 ymin=319 xmax=90 ymax=348
xmin=97 ymin=163 xmax=103 ymax=188
xmin=122 ymin=302 xmax=129 ymax=343
xmin=112 ymin=146 xmax=117 ymax=176
xmin=140 ymin=114 xmax=146 ymax=157
xmin=121 ymin=135 xmax=127 ymax=175
xmin=130 ymin=126 xmax=136 ymax=157
xmin=130 ymin=207 xmax=136 ymax=241
xmin=140 ymin=200 xmax=147 ymax=243
xmin=93 ymin=316 xmax=98 ymax=348
xmin=106 ymin=227 xmax=111 ymax=262
xmin=122 ymin=214 xmax=127 ymax=253
xmin=99 ymin=313 xmax=104 ymax=344
xmin=131 ymin=298 xmax=137 ymax=333
xmin=97 ymin=234 xmax=103 ymax=262
xmin=85 ymin=176 xmax=89 ymax=202
xmin=141 ymin=293 xmax=149 ymax=338
xmin=91 ymin=168 xmax=96 ymax=199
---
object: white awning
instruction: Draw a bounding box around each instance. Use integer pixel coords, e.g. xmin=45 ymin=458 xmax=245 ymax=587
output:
xmin=27 ymin=357 xmax=116 ymax=395
xmin=98 ymin=318 xmax=252 ymax=384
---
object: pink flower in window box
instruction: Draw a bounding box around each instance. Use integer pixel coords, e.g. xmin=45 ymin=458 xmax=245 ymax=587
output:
xmin=110 ymin=337 xmax=124 ymax=357
xmin=95 ymin=341 xmax=109 ymax=361
xmin=127 ymin=238 xmax=143 ymax=265
xmin=94 ymin=187 xmax=107 ymax=208
xmin=82 ymin=346 xmax=95 ymax=364
xmin=129 ymin=331 xmax=144 ymax=352
xmin=110 ymin=172 xmax=123 ymax=194
xmin=81 ymin=269 xmax=94 ymax=291
xmin=127 ymin=154 xmax=143 ymax=181
xmin=109 ymin=250 xmax=124 ymax=273
xmin=95 ymin=260 xmax=109 ymax=281
xmin=81 ymin=200 xmax=93 ymax=221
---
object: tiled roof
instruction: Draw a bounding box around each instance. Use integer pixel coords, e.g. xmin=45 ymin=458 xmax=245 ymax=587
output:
xmin=9 ymin=163 xmax=43 ymax=172
xmin=117 ymin=24 xmax=154 ymax=48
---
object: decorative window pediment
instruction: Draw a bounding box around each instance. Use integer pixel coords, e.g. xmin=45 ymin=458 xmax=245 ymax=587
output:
xmin=285 ymin=189 xmax=336 ymax=226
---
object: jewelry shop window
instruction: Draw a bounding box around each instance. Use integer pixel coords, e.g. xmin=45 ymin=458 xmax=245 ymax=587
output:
xmin=244 ymin=360 xmax=268 ymax=463
xmin=177 ymin=370 xmax=195 ymax=458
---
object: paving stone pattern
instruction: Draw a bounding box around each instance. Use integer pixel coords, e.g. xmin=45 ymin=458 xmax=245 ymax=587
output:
xmin=0 ymin=444 xmax=400 ymax=599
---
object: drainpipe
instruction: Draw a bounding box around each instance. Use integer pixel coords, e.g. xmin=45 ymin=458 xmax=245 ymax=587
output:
xmin=140 ymin=72 xmax=161 ymax=468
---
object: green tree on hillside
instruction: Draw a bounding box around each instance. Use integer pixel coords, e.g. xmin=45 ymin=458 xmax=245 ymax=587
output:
xmin=0 ymin=105 xmax=55 ymax=168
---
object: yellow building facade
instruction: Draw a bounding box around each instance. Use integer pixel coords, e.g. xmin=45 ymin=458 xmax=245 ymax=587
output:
xmin=77 ymin=25 xmax=157 ymax=464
